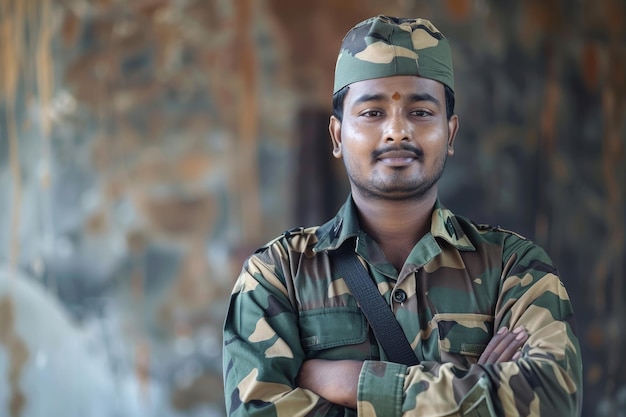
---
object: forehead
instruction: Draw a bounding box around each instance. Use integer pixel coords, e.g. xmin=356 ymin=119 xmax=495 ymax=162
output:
xmin=345 ymin=75 xmax=445 ymax=103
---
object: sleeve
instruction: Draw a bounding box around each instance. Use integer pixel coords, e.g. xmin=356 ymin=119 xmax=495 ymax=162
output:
xmin=222 ymin=247 xmax=343 ymax=417
xmin=355 ymin=237 xmax=583 ymax=417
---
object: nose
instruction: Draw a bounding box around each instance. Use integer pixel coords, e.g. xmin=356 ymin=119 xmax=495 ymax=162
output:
xmin=384 ymin=115 xmax=411 ymax=143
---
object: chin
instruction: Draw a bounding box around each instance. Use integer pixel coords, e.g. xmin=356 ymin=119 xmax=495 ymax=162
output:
xmin=361 ymin=187 xmax=434 ymax=202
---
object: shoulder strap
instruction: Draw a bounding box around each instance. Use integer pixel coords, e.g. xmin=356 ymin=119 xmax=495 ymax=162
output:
xmin=331 ymin=243 xmax=419 ymax=366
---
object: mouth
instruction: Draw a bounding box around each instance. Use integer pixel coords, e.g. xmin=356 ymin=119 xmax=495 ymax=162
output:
xmin=375 ymin=149 xmax=421 ymax=167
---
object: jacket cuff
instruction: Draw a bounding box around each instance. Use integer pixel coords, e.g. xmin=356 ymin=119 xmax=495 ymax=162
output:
xmin=357 ymin=360 xmax=406 ymax=417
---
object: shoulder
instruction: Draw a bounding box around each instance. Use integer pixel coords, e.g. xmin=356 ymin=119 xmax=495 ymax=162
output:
xmin=434 ymin=203 xmax=529 ymax=252
xmin=237 ymin=226 xmax=324 ymax=298
xmin=254 ymin=226 xmax=320 ymax=253
xmin=453 ymin=213 xmax=528 ymax=241
xmin=453 ymin=214 xmax=532 ymax=249
xmin=453 ymin=215 xmax=554 ymax=268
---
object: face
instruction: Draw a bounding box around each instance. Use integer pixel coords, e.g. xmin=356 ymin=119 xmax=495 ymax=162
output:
xmin=329 ymin=75 xmax=459 ymax=202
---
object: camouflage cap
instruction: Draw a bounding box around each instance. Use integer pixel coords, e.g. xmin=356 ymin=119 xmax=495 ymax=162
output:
xmin=333 ymin=15 xmax=454 ymax=94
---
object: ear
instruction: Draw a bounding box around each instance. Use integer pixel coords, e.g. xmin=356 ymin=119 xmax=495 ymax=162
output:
xmin=446 ymin=114 xmax=459 ymax=156
xmin=329 ymin=115 xmax=342 ymax=159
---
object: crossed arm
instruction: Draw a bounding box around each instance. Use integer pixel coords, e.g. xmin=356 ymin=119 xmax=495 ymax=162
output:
xmin=297 ymin=326 xmax=529 ymax=409
xmin=224 ymin=240 xmax=583 ymax=416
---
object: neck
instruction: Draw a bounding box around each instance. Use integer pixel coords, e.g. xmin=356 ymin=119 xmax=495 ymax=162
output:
xmin=352 ymin=190 xmax=437 ymax=271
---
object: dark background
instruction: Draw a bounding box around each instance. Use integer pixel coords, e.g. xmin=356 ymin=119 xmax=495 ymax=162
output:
xmin=0 ymin=1 xmax=624 ymax=416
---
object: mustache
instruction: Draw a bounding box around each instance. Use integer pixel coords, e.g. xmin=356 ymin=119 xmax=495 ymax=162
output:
xmin=372 ymin=143 xmax=424 ymax=159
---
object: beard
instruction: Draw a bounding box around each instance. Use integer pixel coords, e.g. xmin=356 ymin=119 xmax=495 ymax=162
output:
xmin=345 ymin=149 xmax=448 ymax=202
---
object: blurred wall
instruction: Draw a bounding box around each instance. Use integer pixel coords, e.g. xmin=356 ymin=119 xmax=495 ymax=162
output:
xmin=0 ymin=1 xmax=624 ymax=416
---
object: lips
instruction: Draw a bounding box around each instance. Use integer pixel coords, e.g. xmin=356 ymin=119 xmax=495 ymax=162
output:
xmin=376 ymin=149 xmax=421 ymax=166
xmin=377 ymin=150 xmax=419 ymax=159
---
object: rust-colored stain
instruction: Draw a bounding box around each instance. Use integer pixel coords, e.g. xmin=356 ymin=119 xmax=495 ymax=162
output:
xmin=604 ymin=0 xmax=625 ymax=38
xmin=586 ymin=322 xmax=606 ymax=348
xmin=85 ymin=210 xmax=109 ymax=236
xmin=134 ymin=340 xmax=151 ymax=400
xmin=175 ymin=153 xmax=213 ymax=182
xmin=133 ymin=193 xmax=218 ymax=238
xmin=581 ymin=41 xmax=601 ymax=92
xmin=60 ymin=8 xmax=81 ymax=46
xmin=0 ymin=296 xmax=29 ymax=417
xmin=444 ymin=0 xmax=473 ymax=22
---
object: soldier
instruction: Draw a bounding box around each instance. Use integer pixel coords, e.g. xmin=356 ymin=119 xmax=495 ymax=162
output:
xmin=223 ymin=15 xmax=582 ymax=416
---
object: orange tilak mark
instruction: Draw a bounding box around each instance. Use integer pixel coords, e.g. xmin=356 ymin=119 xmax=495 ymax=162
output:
xmin=392 ymin=92 xmax=401 ymax=100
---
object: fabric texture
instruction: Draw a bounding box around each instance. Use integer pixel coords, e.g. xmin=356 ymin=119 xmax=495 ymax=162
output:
xmin=222 ymin=196 xmax=583 ymax=417
xmin=330 ymin=244 xmax=419 ymax=365
xmin=333 ymin=15 xmax=454 ymax=94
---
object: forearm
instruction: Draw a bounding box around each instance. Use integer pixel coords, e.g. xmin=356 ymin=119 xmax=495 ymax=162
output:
xmin=357 ymin=354 xmax=580 ymax=417
xmin=224 ymin=318 xmax=333 ymax=416
xmin=356 ymin=319 xmax=581 ymax=417
xmin=298 ymin=327 xmax=529 ymax=415
xmin=224 ymin=265 xmax=323 ymax=416
xmin=297 ymin=359 xmax=362 ymax=409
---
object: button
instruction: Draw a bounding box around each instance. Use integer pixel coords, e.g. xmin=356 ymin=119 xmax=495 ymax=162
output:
xmin=445 ymin=217 xmax=456 ymax=238
xmin=393 ymin=289 xmax=407 ymax=303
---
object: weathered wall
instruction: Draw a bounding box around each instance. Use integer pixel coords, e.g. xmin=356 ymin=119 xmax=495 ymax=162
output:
xmin=0 ymin=0 xmax=624 ymax=416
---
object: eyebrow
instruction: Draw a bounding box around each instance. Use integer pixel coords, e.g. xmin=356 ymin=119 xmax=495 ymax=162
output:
xmin=353 ymin=92 xmax=441 ymax=107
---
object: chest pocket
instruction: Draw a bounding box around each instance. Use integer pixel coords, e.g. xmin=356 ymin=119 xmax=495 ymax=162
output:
xmin=434 ymin=313 xmax=493 ymax=367
xmin=299 ymin=306 xmax=369 ymax=360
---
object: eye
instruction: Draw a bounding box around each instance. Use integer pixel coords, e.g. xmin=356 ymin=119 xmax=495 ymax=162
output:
xmin=361 ymin=110 xmax=383 ymax=117
xmin=411 ymin=109 xmax=432 ymax=117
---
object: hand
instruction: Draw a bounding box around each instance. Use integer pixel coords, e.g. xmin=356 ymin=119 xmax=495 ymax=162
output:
xmin=297 ymin=359 xmax=363 ymax=409
xmin=297 ymin=327 xmax=527 ymax=408
xmin=478 ymin=326 xmax=528 ymax=365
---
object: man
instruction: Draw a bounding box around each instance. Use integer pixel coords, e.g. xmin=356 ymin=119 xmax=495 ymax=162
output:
xmin=223 ymin=15 xmax=583 ymax=416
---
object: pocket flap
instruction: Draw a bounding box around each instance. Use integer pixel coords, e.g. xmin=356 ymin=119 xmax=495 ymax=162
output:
xmin=435 ymin=313 xmax=494 ymax=357
xmin=299 ymin=307 xmax=367 ymax=350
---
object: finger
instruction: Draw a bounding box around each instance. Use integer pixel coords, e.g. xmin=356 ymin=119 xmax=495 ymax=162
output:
xmin=492 ymin=327 xmax=528 ymax=363
xmin=480 ymin=329 xmax=519 ymax=365
xmin=478 ymin=327 xmax=509 ymax=365
xmin=479 ymin=326 xmax=528 ymax=365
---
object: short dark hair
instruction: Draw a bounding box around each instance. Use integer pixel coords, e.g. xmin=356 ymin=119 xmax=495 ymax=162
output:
xmin=332 ymin=83 xmax=455 ymax=122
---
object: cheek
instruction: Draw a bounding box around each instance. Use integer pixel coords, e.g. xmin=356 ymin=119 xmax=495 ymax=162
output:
xmin=421 ymin=126 xmax=449 ymax=149
xmin=342 ymin=123 xmax=378 ymax=151
xmin=338 ymin=141 xmax=367 ymax=174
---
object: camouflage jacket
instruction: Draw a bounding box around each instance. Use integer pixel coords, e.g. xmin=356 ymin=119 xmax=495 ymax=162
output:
xmin=223 ymin=196 xmax=583 ymax=416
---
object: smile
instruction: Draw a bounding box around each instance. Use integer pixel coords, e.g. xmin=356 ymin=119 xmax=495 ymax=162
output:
xmin=376 ymin=150 xmax=420 ymax=166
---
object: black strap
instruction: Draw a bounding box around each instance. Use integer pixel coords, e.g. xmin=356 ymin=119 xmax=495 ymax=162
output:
xmin=331 ymin=243 xmax=419 ymax=366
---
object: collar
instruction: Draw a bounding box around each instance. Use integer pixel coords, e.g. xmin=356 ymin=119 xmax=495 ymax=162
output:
xmin=313 ymin=195 xmax=476 ymax=253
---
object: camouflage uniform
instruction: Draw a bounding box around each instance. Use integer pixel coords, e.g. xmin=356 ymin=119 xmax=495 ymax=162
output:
xmin=223 ymin=15 xmax=582 ymax=417
xmin=223 ymin=197 xmax=583 ymax=416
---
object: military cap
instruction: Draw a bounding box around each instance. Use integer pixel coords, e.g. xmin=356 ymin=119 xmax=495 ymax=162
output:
xmin=333 ymin=15 xmax=454 ymax=94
